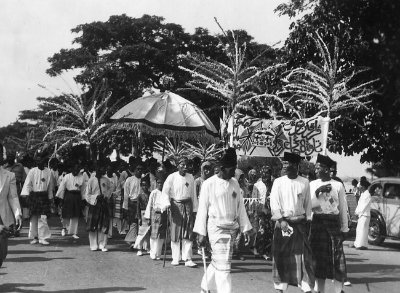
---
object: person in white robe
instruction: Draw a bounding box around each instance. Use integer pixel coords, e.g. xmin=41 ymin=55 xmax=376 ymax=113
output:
xmin=194 ymin=148 xmax=252 ymax=293
xmin=144 ymin=172 xmax=170 ymax=260
xmin=309 ymin=154 xmax=349 ymax=293
xmin=21 ymin=153 xmax=54 ymax=245
xmin=85 ymin=161 xmax=112 ymax=252
xmin=162 ymin=156 xmax=198 ymax=267
xmin=352 ymin=179 xmax=371 ymax=249
xmin=270 ymin=152 xmax=314 ymax=293
xmin=56 ymin=163 xmax=87 ymax=239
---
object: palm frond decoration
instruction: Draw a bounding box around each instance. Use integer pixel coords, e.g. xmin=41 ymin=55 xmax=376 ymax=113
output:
xmin=42 ymin=80 xmax=117 ymax=159
xmin=280 ymin=31 xmax=379 ymax=119
xmin=179 ymin=18 xmax=286 ymax=145
xmin=153 ymin=137 xmax=189 ymax=165
xmin=181 ymin=141 xmax=223 ymax=162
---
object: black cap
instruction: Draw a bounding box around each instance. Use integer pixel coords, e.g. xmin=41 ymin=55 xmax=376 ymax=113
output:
xmin=316 ymin=154 xmax=335 ymax=168
xmin=220 ymin=148 xmax=237 ymax=168
xmin=283 ymin=152 xmax=303 ymax=164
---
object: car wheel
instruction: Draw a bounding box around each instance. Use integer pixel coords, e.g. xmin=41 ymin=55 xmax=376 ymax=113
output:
xmin=368 ymin=215 xmax=385 ymax=245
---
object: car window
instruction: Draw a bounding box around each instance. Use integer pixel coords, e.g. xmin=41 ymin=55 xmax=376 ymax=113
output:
xmin=383 ymin=183 xmax=400 ymax=200
xmin=370 ymin=183 xmax=383 ymax=197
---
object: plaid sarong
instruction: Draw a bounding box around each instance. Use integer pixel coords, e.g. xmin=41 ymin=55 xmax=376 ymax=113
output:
xmin=62 ymin=190 xmax=81 ymax=218
xmin=309 ymin=214 xmax=346 ymax=282
xmin=86 ymin=197 xmax=110 ymax=234
xmin=170 ymin=198 xmax=194 ymax=242
xmin=272 ymin=220 xmax=314 ymax=288
xmin=150 ymin=209 xmax=167 ymax=239
xmin=28 ymin=191 xmax=51 ymax=217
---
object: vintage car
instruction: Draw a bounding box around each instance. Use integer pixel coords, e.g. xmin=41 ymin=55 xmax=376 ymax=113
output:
xmin=367 ymin=177 xmax=400 ymax=245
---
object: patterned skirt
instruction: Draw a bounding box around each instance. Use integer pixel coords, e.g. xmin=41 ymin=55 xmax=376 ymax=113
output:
xmin=272 ymin=221 xmax=315 ymax=287
xmin=86 ymin=198 xmax=110 ymax=234
xmin=113 ymin=193 xmax=123 ymax=219
xmin=62 ymin=190 xmax=81 ymax=218
xmin=28 ymin=191 xmax=51 ymax=217
xmin=309 ymin=214 xmax=346 ymax=282
xmin=170 ymin=198 xmax=194 ymax=242
xmin=150 ymin=209 xmax=167 ymax=239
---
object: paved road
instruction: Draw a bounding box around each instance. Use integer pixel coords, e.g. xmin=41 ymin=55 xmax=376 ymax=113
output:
xmin=1 ymin=218 xmax=400 ymax=293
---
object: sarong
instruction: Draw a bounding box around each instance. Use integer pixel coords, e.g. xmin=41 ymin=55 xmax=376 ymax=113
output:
xmin=170 ymin=198 xmax=194 ymax=242
xmin=150 ymin=209 xmax=167 ymax=239
xmin=86 ymin=197 xmax=110 ymax=234
xmin=133 ymin=211 xmax=151 ymax=250
xmin=208 ymin=222 xmax=236 ymax=271
xmin=126 ymin=199 xmax=138 ymax=225
xmin=309 ymin=214 xmax=346 ymax=282
xmin=62 ymin=190 xmax=81 ymax=218
xmin=113 ymin=191 xmax=123 ymax=219
xmin=28 ymin=191 xmax=51 ymax=217
xmin=272 ymin=220 xmax=314 ymax=287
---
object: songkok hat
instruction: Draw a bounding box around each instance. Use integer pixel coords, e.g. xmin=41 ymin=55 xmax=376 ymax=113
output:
xmin=219 ymin=148 xmax=237 ymax=168
xmin=283 ymin=152 xmax=303 ymax=164
xmin=316 ymin=154 xmax=335 ymax=168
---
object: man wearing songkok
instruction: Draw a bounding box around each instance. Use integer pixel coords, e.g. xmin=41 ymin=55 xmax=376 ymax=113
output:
xmin=309 ymin=154 xmax=349 ymax=293
xmin=21 ymin=151 xmax=55 ymax=245
xmin=123 ymin=162 xmax=144 ymax=246
xmin=144 ymin=171 xmax=170 ymax=260
xmin=56 ymin=162 xmax=87 ymax=239
xmin=0 ymin=151 xmax=22 ymax=243
xmin=85 ymin=160 xmax=112 ymax=252
xmin=162 ymin=156 xmax=198 ymax=267
xmin=194 ymin=148 xmax=252 ymax=293
xmin=270 ymin=152 xmax=314 ymax=293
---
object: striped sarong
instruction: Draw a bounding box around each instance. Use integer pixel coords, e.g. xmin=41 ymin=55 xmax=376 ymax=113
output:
xmin=113 ymin=193 xmax=123 ymax=219
xmin=208 ymin=222 xmax=237 ymax=271
xmin=309 ymin=214 xmax=346 ymax=282
xmin=170 ymin=198 xmax=194 ymax=242
xmin=150 ymin=209 xmax=167 ymax=239
xmin=272 ymin=220 xmax=314 ymax=287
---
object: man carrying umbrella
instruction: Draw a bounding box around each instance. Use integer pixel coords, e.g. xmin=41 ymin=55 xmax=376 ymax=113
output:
xmin=162 ymin=156 xmax=198 ymax=267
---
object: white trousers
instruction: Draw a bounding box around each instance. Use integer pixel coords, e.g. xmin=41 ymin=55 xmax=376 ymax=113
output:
xmin=354 ymin=215 xmax=370 ymax=248
xmin=29 ymin=215 xmax=51 ymax=240
xmin=171 ymin=239 xmax=193 ymax=262
xmin=150 ymin=238 xmax=165 ymax=258
xmin=274 ymin=280 xmax=312 ymax=292
xmin=201 ymin=264 xmax=231 ymax=293
xmin=88 ymin=231 xmax=108 ymax=250
xmin=62 ymin=217 xmax=79 ymax=235
xmin=315 ymin=278 xmax=343 ymax=293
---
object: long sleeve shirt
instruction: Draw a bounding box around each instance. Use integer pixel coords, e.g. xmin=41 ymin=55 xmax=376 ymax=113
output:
xmin=252 ymin=179 xmax=267 ymax=203
xmin=310 ymin=178 xmax=349 ymax=232
xmin=55 ymin=173 xmax=87 ymax=200
xmin=144 ymin=189 xmax=171 ymax=219
xmin=270 ymin=175 xmax=312 ymax=221
xmin=84 ymin=176 xmax=112 ymax=205
xmin=0 ymin=166 xmax=22 ymax=226
xmin=355 ymin=190 xmax=372 ymax=217
xmin=162 ymin=171 xmax=198 ymax=212
xmin=123 ymin=175 xmax=141 ymax=209
xmin=21 ymin=167 xmax=54 ymax=199
xmin=193 ymin=175 xmax=252 ymax=236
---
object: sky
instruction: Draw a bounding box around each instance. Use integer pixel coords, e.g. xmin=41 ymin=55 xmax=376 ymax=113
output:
xmin=0 ymin=0 xmax=370 ymax=178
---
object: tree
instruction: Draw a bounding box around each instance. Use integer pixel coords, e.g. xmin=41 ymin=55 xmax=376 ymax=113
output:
xmin=275 ymin=0 xmax=400 ymax=169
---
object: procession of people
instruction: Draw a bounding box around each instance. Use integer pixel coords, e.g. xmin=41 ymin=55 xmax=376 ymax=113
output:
xmin=0 ymin=143 xmax=370 ymax=293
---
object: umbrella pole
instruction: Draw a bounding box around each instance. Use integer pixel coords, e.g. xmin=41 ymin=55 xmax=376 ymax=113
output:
xmin=162 ymin=136 xmax=166 ymax=161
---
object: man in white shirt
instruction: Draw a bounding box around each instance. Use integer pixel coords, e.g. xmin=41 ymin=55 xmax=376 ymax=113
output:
xmin=162 ymin=156 xmax=198 ymax=267
xmin=21 ymin=152 xmax=54 ymax=245
xmin=194 ymin=148 xmax=252 ymax=293
xmin=56 ymin=162 xmax=87 ymax=239
xmin=270 ymin=152 xmax=314 ymax=293
xmin=309 ymin=154 xmax=349 ymax=293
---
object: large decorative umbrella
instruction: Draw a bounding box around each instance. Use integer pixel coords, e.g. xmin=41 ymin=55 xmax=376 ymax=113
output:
xmin=110 ymin=91 xmax=218 ymax=141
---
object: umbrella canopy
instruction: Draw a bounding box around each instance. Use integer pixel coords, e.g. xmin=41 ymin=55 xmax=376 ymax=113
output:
xmin=110 ymin=91 xmax=218 ymax=141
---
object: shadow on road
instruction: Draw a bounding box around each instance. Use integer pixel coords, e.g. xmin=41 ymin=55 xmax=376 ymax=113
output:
xmin=7 ymin=250 xmax=63 ymax=254
xmin=348 ymin=263 xmax=400 ymax=274
xmin=349 ymin=276 xmax=400 ymax=284
xmin=0 ymin=283 xmax=146 ymax=292
xmin=4 ymin=257 xmax=74 ymax=263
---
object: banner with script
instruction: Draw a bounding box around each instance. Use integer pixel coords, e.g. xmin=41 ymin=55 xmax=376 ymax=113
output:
xmin=233 ymin=114 xmax=329 ymax=157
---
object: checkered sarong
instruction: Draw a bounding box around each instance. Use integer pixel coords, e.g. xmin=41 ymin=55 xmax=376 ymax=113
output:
xmin=28 ymin=191 xmax=51 ymax=217
xmin=309 ymin=214 xmax=346 ymax=282
xmin=169 ymin=198 xmax=194 ymax=242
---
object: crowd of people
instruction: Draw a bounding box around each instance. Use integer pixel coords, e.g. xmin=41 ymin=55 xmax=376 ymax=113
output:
xmin=0 ymin=145 xmax=373 ymax=293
